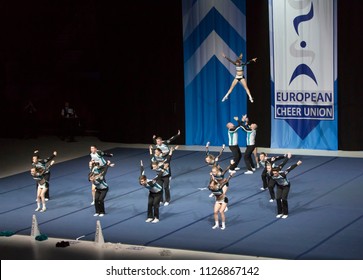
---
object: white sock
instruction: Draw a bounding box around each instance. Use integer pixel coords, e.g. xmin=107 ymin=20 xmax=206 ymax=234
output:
xmin=221 ymin=222 xmax=226 ymax=229
xmin=212 ymin=221 xmax=219 ymax=229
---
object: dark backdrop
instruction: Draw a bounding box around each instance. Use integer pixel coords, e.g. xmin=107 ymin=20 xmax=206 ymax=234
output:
xmin=1 ymin=1 xmax=362 ymax=150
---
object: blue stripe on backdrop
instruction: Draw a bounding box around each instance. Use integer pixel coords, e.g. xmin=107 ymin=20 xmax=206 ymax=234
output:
xmin=183 ymin=8 xmax=246 ymax=61
xmin=182 ymin=0 xmax=249 ymax=146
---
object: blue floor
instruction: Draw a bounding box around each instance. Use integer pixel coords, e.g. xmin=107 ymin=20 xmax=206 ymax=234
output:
xmin=1 ymin=147 xmax=363 ymax=259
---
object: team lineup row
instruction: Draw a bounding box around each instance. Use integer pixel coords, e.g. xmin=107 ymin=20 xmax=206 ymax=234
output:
xmin=30 ymin=118 xmax=301 ymax=231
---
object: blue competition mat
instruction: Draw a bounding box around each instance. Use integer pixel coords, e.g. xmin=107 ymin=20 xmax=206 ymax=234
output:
xmin=1 ymin=147 xmax=363 ymax=259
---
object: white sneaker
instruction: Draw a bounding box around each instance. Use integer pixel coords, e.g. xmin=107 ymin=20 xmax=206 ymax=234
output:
xmin=145 ymin=218 xmax=153 ymax=222
xmin=93 ymin=213 xmax=99 ymax=216
xmin=209 ymin=193 xmax=214 ymax=198
xmin=91 ymin=201 xmax=95 ymax=205
xmin=249 ymin=97 xmax=254 ymax=103
xmin=40 ymin=207 xmax=46 ymax=212
xmin=152 ymin=218 xmax=159 ymax=223
xmin=256 ymin=163 xmax=260 ymax=168
xmin=244 ymin=170 xmax=253 ymax=174
xmin=163 ymin=202 xmax=169 ymax=206
xmin=45 ymin=198 xmax=49 ymax=201
xmin=252 ymin=168 xmax=256 ymax=171
xmin=221 ymin=225 xmax=226 ymax=230
xmin=276 ymin=214 xmax=283 ymax=218
xmin=234 ymin=167 xmax=240 ymax=171
xmin=282 ymin=215 xmax=288 ymax=219
xmin=212 ymin=224 xmax=219 ymax=229
xmin=224 ymin=206 xmax=228 ymax=212
xmin=222 ymin=96 xmax=228 ymax=102
xmin=159 ymin=202 xmax=163 ymax=206
xmin=269 ymin=199 xmax=274 ymax=202
xmin=260 ymin=187 xmax=266 ymax=191
xmin=99 ymin=214 xmax=104 ymax=217
xmin=35 ymin=207 xmax=40 ymax=211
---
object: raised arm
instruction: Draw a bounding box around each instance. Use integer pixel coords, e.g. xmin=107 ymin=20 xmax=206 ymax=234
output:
xmin=44 ymin=160 xmax=55 ymax=174
xmin=165 ymin=130 xmax=181 ymax=144
xmin=274 ymin=153 xmax=292 ymax=170
xmin=244 ymin=57 xmax=258 ymax=66
xmin=215 ymin=144 xmax=225 ymax=161
xmin=98 ymin=150 xmax=113 ymax=158
xmin=285 ymin=160 xmax=302 ymax=175
xmin=149 ymin=145 xmax=154 ymax=156
xmin=168 ymin=145 xmax=179 ymax=156
xmin=140 ymin=160 xmax=145 ymax=176
xmin=205 ymin=141 xmax=210 ymax=156
xmin=221 ymin=52 xmax=236 ymax=65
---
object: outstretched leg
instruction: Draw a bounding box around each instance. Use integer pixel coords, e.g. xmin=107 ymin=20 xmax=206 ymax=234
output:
xmin=222 ymin=79 xmax=238 ymax=102
xmin=240 ymin=79 xmax=254 ymax=103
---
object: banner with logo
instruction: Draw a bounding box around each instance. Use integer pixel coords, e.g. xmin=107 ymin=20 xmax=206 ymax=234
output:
xmin=269 ymin=0 xmax=337 ymax=150
xmin=182 ymin=0 xmax=248 ymax=146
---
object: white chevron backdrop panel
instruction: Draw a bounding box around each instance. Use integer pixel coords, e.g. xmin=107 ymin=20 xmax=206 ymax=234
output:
xmin=182 ymin=0 xmax=248 ymax=146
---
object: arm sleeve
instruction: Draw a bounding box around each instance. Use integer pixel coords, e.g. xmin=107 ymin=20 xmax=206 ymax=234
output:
xmin=276 ymin=156 xmax=290 ymax=170
xmin=166 ymin=132 xmax=180 ymax=144
xmin=140 ymin=164 xmax=145 ymax=176
xmin=164 ymin=154 xmax=172 ymax=163
xmin=240 ymin=122 xmax=251 ymax=132
xmin=98 ymin=150 xmax=113 ymax=157
xmin=285 ymin=163 xmax=299 ymax=174
xmin=272 ymin=155 xmax=286 ymax=163
xmin=44 ymin=153 xmax=56 ymax=163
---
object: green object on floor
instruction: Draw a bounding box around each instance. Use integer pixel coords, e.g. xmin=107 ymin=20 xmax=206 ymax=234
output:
xmin=35 ymin=234 xmax=48 ymax=241
xmin=0 ymin=231 xmax=15 ymax=237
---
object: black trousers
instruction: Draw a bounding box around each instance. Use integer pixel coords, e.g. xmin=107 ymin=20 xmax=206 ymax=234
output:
xmin=95 ymin=188 xmax=108 ymax=214
xmin=229 ymin=145 xmax=242 ymax=170
xmin=160 ymin=176 xmax=170 ymax=203
xmin=244 ymin=145 xmax=256 ymax=171
xmin=265 ymin=174 xmax=276 ymax=200
xmin=276 ymin=185 xmax=290 ymax=215
xmin=261 ymin=168 xmax=268 ymax=188
xmin=148 ymin=191 xmax=162 ymax=219
xmin=268 ymin=183 xmax=276 ymax=200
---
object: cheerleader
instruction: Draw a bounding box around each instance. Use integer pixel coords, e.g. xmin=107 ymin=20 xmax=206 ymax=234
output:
xmin=221 ymin=52 xmax=257 ymax=103
xmin=89 ymin=161 xmax=113 ymax=216
xmin=31 ymin=160 xmax=55 ymax=212
xmin=208 ymin=171 xmax=234 ymax=230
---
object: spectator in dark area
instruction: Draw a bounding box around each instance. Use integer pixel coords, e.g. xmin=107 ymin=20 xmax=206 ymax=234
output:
xmin=60 ymin=101 xmax=79 ymax=142
xmin=23 ymin=99 xmax=38 ymax=139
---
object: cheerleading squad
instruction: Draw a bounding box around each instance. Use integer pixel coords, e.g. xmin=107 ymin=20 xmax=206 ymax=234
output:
xmin=29 ymin=52 xmax=302 ymax=228
xmin=29 ymin=124 xmax=301 ymax=232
